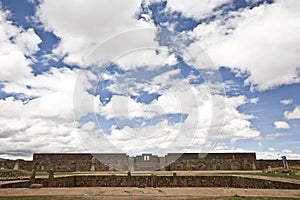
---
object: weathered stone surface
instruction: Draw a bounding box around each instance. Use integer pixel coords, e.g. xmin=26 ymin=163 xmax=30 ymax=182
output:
xmin=1 ymin=159 xmax=33 ymax=171
xmin=134 ymin=154 xmax=160 ymax=171
xmin=48 ymin=169 xmax=54 ymax=187
xmin=1 ymin=153 xmax=300 ymax=172
xmin=1 ymin=174 xmax=299 ymax=189
xmin=29 ymin=184 xmax=43 ymax=189
xmin=30 ymin=170 xmax=36 ymax=184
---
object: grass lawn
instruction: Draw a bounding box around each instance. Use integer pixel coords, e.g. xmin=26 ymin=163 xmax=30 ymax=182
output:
xmin=254 ymin=171 xmax=300 ymax=180
xmin=0 ymin=169 xmax=30 ymax=179
xmin=220 ymin=166 xmax=300 ymax=180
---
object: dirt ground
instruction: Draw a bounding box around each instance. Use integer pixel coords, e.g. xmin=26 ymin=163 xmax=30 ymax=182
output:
xmin=0 ymin=187 xmax=300 ymax=199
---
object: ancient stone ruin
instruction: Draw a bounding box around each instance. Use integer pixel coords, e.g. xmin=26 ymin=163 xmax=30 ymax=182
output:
xmin=2 ymin=152 xmax=299 ymax=172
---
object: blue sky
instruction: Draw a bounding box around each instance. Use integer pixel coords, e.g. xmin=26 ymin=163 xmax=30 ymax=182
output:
xmin=0 ymin=0 xmax=299 ymax=159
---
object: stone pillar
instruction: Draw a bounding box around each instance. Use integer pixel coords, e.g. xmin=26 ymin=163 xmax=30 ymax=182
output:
xmin=108 ymin=159 xmax=114 ymax=171
xmin=110 ymin=175 xmax=117 ymax=187
xmin=186 ymin=160 xmax=191 ymax=170
xmin=159 ymin=157 xmax=165 ymax=171
xmin=172 ymin=172 xmax=177 ymax=187
xmin=183 ymin=177 xmax=187 ymax=187
xmin=13 ymin=160 xmax=19 ymax=170
xmin=75 ymin=162 xmax=80 ymax=172
xmin=128 ymin=157 xmax=134 ymax=172
xmin=151 ymin=174 xmax=157 ymax=188
xmin=90 ymin=157 xmax=96 ymax=171
xmin=30 ymin=169 xmax=36 ymax=184
xmin=48 ymin=169 xmax=54 ymax=187
xmin=91 ymin=177 xmax=97 ymax=187
xmin=127 ymin=171 xmax=132 ymax=187
xmin=252 ymin=161 xmax=257 ymax=170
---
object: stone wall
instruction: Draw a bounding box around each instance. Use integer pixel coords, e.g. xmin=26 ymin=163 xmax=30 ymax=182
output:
xmin=164 ymin=153 xmax=257 ymax=171
xmin=18 ymin=160 xmax=33 ymax=171
xmin=165 ymin=153 xmax=256 ymax=161
xmin=33 ymin=153 xmax=91 ymax=171
xmin=1 ymin=174 xmax=299 ymax=189
xmin=1 ymin=160 xmax=15 ymax=169
xmin=0 ymin=159 xmax=33 ymax=171
xmin=95 ymin=154 xmax=129 ymax=171
xmin=134 ymin=154 xmax=160 ymax=171
xmin=1 ymin=153 xmax=299 ymax=172
xmin=33 ymin=153 xmax=129 ymax=172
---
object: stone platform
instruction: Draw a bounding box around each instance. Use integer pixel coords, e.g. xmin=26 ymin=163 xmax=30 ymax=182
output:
xmin=1 ymin=171 xmax=299 ymax=189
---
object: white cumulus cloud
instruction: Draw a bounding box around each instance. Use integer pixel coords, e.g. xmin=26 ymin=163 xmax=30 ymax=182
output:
xmin=284 ymin=105 xmax=300 ymax=120
xmin=280 ymin=99 xmax=293 ymax=105
xmin=186 ymin=0 xmax=300 ymax=91
xmin=36 ymin=0 xmax=157 ymax=68
xmin=0 ymin=8 xmax=41 ymax=81
xmin=165 ymin=0 xmax=230 ymax=20
xmin=274 ymin=121 xmax=290 ymax=129
xmin=0 ymin=67 xmax=101 ymax=158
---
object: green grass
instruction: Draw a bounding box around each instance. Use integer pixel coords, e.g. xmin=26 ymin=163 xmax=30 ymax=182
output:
xmin=255 ymin=171 xmax=300 ymax=180
xmin=0 ymin=169 xmax=30 ymax=178
xmin=219 ymin=166 xmax=300 ymax=181
xmin=188 ymin=197 xmax=300 ymax=200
